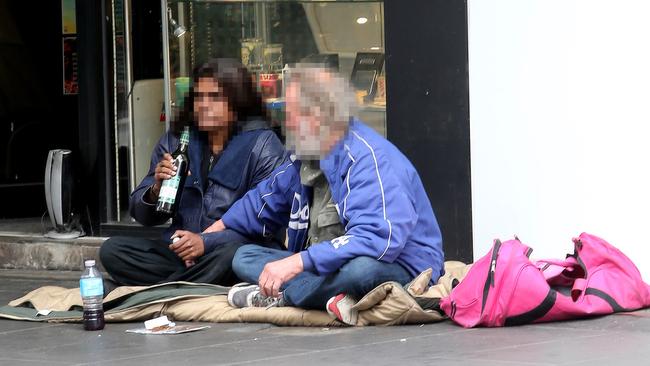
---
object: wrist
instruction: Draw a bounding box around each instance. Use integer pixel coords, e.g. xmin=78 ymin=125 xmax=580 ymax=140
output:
xmin=148 ymin=183 xmax=161 ymax=203
xmin=300 ymin=251 xmax=314 ymax=273
xmin=294 ymin=253 xmax=304 ymax=272
xmin=198 ymin=233 xmax=213 ymax=253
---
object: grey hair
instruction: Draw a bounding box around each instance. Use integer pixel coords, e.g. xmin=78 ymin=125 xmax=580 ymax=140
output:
xmin=285 ymin=63 xmax=359 ymax=129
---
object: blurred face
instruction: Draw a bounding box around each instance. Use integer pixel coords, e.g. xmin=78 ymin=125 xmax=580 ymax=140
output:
xmin=193 ymin=77 xmax=235 ymax=131
xmin=285 ymin=82 xmax=324 ymax=159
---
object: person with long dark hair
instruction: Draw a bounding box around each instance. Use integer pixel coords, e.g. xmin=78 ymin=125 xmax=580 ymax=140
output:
xmin=99 ymin=58 xmax=287 ymax=286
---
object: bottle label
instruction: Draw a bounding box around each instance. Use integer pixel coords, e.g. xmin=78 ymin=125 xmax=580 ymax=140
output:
xmin=80 ymin=277 xmax=104 ymax=297
xmin=180 ymin=127 xmax=190 ymax=145
xmin=159 ymin=174 xmax=180 ymax=204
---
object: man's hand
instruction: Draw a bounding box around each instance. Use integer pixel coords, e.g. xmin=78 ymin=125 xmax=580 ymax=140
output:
xmin=258 ymin=254 xmax=304 ymax=298
xmin=154 ymin=153 xmax=176 ymax=185
xmin=169 ymin=230 xmax=205 ymax=261
xmin=203 ymin=219 xmax=226 ymax=234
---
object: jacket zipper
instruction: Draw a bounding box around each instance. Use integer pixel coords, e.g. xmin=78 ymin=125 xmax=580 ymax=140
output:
xmin=196 ymin=156 xmax=208 ymax=231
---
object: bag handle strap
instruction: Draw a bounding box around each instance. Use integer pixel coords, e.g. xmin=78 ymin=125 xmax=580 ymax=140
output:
xmin=571 ymin=278 xmax=587 ymax=301
xmin=505 ymin=289 xmax=557 ymax=326
xmin=535 ymin=258 xmax=582 ymax=280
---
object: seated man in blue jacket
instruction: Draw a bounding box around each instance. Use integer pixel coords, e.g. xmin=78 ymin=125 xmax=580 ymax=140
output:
xmin=204 ymin=65 xmax=444 ymax=324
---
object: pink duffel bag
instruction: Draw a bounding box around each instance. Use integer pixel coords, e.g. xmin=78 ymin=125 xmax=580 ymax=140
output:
xmin=440 ymin=233 xmax=650 ymax=327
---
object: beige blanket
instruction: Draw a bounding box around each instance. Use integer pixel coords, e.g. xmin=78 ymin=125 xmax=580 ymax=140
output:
xmin=5 ymin=261 xmax=470 ymax=327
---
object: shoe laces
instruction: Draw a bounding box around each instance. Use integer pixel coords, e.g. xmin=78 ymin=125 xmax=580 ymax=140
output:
xmin=251 ymin=292 xmax=285 ymax=309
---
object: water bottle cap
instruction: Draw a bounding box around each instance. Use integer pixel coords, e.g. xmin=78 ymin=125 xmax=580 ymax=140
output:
xmin=84 ymin=259 xmax=96 ymax=267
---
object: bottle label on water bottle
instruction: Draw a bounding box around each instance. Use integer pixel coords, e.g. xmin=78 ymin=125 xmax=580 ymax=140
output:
xmin=159 ymin=175 xmax=180 ymax=204
xmin=80 ymin=278 xmax=104 ymax=297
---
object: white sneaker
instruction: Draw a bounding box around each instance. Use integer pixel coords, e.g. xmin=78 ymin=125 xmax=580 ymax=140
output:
xmin=326 ymin=293 xmax=358 ymax=325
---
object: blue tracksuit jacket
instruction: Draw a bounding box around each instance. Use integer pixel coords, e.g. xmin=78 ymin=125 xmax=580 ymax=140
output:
xmin=222 ymin=119 xmax=445 ymax=281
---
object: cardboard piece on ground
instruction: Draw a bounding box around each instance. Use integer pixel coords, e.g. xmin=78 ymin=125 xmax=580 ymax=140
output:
xmin=126 ymin=324 xmax=211 ymax=335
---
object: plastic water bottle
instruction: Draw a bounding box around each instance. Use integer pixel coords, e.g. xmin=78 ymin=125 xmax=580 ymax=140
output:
xmin=80 ymin=259 xmax=105 ymax=330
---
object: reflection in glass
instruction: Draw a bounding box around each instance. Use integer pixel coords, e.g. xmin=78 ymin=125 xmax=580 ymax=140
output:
xmin=165 ymin=0 xmax=387 ymax=136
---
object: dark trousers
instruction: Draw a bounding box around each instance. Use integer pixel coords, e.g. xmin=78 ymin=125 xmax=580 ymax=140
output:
xmin=99 ymin=233 xmax=282 ymax=286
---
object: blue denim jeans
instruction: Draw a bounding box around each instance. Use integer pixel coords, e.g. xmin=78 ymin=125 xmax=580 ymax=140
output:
xmin=232 ymin=245 xmax=413 ymax=309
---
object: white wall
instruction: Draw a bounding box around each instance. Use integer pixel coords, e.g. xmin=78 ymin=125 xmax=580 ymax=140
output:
xmin=469 ymin=0 xmax=650 ymax=280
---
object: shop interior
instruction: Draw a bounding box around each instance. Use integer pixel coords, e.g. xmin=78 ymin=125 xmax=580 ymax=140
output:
xmin=109 ymin=0 xmax=387 ymax=233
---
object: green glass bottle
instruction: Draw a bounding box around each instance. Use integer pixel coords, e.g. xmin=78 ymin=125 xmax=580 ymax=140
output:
xmin=156 ymin=126 xmax=190 ymax=215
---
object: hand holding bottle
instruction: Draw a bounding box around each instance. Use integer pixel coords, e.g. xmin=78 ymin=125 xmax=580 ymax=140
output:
xmin=151 ymin=154 xmax=176 ymax=193
xmin=156 ymin=127 xmax=191 ymax=214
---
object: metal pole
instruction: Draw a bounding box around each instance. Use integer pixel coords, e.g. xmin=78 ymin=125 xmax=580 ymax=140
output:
xmin=161 ymin=0 xmax=172 ymax=132
xmin=110 ymin=0 xmax=121 ymax=221
xmin=178 ymin=3 xmax=188 ymax=76
xmin=124 ymin=0 xmax=137 ymax=199
xmin=101 ymin=0 xmax=115 ymax=222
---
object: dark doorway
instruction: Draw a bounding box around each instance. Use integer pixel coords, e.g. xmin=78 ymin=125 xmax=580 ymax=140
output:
xmin=0 ymin=0 xmax=78 ymax=219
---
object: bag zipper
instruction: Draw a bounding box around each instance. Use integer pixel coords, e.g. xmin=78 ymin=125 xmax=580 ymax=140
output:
xmin=480 ymin=239 xmax=502 ymax=314
xmin=485 ymin=243 xmax=530 ymax=325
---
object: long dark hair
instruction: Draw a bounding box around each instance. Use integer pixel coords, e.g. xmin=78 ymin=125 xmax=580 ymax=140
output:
xmin=171 ymin=58 xmax=267 ymax=134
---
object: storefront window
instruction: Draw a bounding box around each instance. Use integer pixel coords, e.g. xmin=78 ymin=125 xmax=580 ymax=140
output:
xmin=110 ymin=0 xmax=386 ymax=226
xmin=164 ymin=0 xmax=387 ymax=136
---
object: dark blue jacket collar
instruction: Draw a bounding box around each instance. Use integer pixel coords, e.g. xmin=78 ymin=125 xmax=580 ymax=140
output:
xmin=185 ymin=119 xmax=269 ymax=190
xmin=238 ymin=118 xmax=269 ymax=132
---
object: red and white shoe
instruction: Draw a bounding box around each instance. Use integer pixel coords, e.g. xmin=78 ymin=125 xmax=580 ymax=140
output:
xmin=326 ymin=293 xmax=358 ymax=325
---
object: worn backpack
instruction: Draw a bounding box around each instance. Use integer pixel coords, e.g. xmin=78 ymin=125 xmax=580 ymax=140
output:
xmin=440 ymin=233 xmax=650 ymax=327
